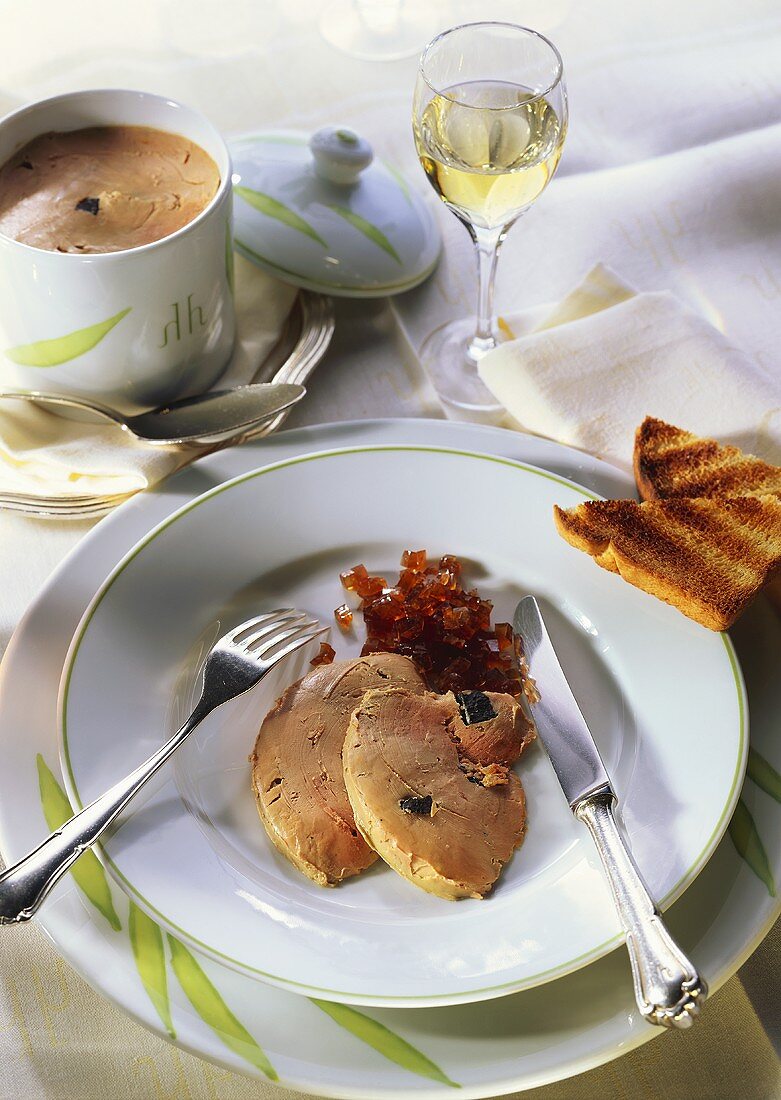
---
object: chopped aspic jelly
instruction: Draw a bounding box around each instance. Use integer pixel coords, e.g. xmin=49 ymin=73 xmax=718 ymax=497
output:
xmin=334 ymin=604 xmax=353 ymax=630
xmin=354 ymin=574 xmax=386 ymax=600
xmin=401 ymin=549 xmax=427 ymax=571
xmin=340 ymin=564 xmax=368 ymax=591
xmin=439 ymin=554 xmax=461 ymax=577
xmin=334 ymin=550 xmax=524 ymax=697
xmin=310 ymin=641 xmax=336 ymax=666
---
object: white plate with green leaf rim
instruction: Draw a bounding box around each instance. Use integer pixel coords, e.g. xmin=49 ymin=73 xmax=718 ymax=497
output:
xmin=0 ymin=420 xmax=778 ymax=1096
xmin=56 ymin=441 xmax=746 ymax=1007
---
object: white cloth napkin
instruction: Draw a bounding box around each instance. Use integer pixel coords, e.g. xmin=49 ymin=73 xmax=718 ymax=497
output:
xmin=478 ymin=264 xmax=781 ymax=473
xmin=0 ymin=255 xmax=298 ymax=499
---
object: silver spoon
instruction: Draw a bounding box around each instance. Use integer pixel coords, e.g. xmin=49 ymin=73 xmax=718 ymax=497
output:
xmin=0 ymin=382 xmax=306 ymax=445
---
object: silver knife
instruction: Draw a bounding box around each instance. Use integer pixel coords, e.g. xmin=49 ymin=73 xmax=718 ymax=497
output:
xmin=514 ymin=595 xmax=707 ymax=1029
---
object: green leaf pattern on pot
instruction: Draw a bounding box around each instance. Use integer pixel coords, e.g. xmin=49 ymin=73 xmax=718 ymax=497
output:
xmin=129 ymin=901 xmax=175 ymax=1038
xmin=167 ymin=935 xmax=278 ymax=1080
xmin=310 ymin=998 xmax=460 ymax=1087
xmin=5 ymin=307 xmax=131 ymax=367
xmin=747 ymin=747 xmax=781 ymax=804
xmin=381 ymin=159 xmax=413 ymax=206
xmin=235 ymin=236 xmax=420 ymax=293
xmin=235 ymin=237 xmax=308 ymax=281
xmin=729 ymin=796 xmax=776 ymax=896
xmin=35 ymin=754 xmax=121 ymax=930
xmin=327 ymin=204 xmax=402 ymax=263
xmin=235 ymin=186 xmax=326 ymax=247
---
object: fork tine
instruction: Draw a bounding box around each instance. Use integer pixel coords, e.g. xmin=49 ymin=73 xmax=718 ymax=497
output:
xmin=254 ymin=624 xmax=329 ymax=667
xmin=0 ymin=488 xmax=123 ymax=503
xmin=249 ymin=618 xmax=321 ymax=656
xmin=0 ymin=499 xmax=114 ymax=518
xmin=224 ymin=610 xmax=296 ymax=645
xmin=0 ymin=491 xmax=126 ymax=505
xmin=0 ymin=495 xmax=91 ymax=507
xmin=233 ymin=609 xmax=308 ymax=648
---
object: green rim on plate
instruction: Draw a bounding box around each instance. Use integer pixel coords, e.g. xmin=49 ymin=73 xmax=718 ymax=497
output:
xmin=59 ymin=445 xmax=748 ymax=1004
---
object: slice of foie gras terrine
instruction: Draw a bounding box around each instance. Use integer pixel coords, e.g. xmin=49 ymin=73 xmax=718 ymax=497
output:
xmin=251 ymin=654 xmax=427 ymax=886
xmin=343 ymin=687 xmax=535 ymax=899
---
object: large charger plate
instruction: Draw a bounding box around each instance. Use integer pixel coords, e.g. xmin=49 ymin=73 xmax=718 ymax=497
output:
xmin=0 ymin=420 xmax=777 ymax=1097
xmin=57 ymin=442 xmax=745 ymax=1007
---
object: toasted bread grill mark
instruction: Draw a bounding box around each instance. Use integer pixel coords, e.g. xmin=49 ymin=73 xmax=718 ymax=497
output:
xmin=634 ymin=417 xmax=781 ymax=501
xmin=554 ymin=495 xmax=781 ymax=631
xmin=558 ymin=418 xmax=781 ymax=630
xmin=662 ymin=497 xmax=781 ymax=576
xmin=554 ymin=500 xmax=743 ymax=625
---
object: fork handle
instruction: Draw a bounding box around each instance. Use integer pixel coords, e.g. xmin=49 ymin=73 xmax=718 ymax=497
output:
xmin=575 ymin=789 xmax=707 ymax=1028
xmin=0 ymin=697 xmax=212 ymax=924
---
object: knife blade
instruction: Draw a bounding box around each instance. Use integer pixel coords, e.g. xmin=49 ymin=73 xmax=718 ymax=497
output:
xmin=513 ymin=593 xmax=707 ymax=1028
xmin=514 ymin=594 xmax=611 ymax=808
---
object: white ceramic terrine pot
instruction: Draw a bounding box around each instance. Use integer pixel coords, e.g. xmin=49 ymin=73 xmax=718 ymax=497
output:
xmin=0 ymin=89 xmax=236 ymax=414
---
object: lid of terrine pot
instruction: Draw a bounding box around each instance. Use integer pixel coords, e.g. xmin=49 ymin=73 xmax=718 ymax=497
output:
xmin=228 ymin=127 xmax=441 ymax=297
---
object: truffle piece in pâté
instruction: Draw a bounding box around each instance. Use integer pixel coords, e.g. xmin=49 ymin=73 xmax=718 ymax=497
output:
xmin=343 ymin=687 xmax=534 ymax=900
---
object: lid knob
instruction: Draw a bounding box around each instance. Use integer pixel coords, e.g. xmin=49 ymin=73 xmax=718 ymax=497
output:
xmin=309 ymin=126 xmax=373 ymax=185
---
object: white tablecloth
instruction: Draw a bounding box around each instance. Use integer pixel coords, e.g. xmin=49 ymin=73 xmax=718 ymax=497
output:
xmin=0 ymin=1 xmax=779 ymax=1097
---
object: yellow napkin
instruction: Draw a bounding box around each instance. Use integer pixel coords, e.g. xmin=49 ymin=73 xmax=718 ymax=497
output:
xmin=479 ymin=265 xmax=781 ymax=472
xmin=0 ymin=255 xmax=298 ymax=499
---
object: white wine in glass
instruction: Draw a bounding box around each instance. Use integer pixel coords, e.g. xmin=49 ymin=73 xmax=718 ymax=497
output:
xmin=413 ymin=24 xmax=567 ymax=411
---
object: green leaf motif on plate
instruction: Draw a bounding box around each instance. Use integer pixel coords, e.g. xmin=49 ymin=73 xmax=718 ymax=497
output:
xmin=327 ymin=205 xmax=402 ymax=263
xmin=311 ymin=998 xmax=459 ymax=1088
xmin=5 ymin=307 xmax=132 ymax=367
xmin=747 ymin=747 xmax=781 ymax=804
xmin=728 ymin=797 xmax=776 ymax=896
xmin=35 ymin=754 xmax=121 ymax=931
xmin=235 ymin=186 xmax=327 ymax=247
xmin=168 ymin=935 xmax=278 ymax=1080
xmin=129 ymin=902 xmax=175 ymax=1038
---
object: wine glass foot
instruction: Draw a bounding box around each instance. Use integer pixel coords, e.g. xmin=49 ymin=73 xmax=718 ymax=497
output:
xmin=319 ymin=0 xmax=439 ymax=61
xmin=420 ymin=318 xmax=505 ymax=413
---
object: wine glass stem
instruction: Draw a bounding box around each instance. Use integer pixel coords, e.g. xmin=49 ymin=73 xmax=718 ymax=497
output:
xmin=467 ymin=224 xmax=506 ymax=364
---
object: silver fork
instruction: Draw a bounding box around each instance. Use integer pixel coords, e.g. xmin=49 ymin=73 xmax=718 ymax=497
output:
xmin=0 ymin=494 xmax=128 ymax=519
xmin=0 ymin=609 xmax=327 ymax=924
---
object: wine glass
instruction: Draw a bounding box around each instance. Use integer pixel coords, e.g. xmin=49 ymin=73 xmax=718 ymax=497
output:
xmin=413 ymin=22 xmax=567 ymax=411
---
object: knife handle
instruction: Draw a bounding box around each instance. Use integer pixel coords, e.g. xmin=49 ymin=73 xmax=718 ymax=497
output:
xmin=575 ymin=789 xmax=707 ymax=1029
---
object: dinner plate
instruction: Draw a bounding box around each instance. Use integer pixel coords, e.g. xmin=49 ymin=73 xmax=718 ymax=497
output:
xmin=0 ymin=420 xmax=778 ymax=1097
xmin=58 ymin=443 xmax=745 ymax=1006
